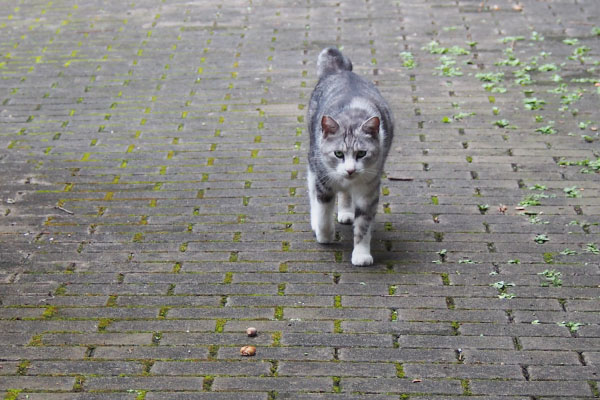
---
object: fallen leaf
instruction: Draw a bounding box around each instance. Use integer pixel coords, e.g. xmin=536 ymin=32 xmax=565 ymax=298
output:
xmin=240 ymin=346 xmax=256 ymax=356
xmin=515 ymin=206 xmax=526 ymax=211
xmin=412 ymin=379 xmax=422 ymax=383
xmin=498 ymin=204 xmax=508 ymax=214
xmin=246 ymin=327 xmax=257 ymax=337
xmin=512 ymin=4 xmax=523 ymax=11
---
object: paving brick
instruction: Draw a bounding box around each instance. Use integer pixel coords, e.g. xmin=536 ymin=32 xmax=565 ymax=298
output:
xmin=469 ymin=380 xmax=592 ymax=397
xmin=146 ymin=394 xmax=267 ymax=400
xmin=11 ymin=395 xmax=137 ymax=400
xmin=340 ymin=377 xmax=463 ymax=394
xmin=403 ymin=363 xmax=524 ymax=380
xmin=151 ymin=360 xmax=271 ymax=376
xmin=27 ymin=360 xmax=143 ymax=376
xmin=528 ymin=365 xmax=600 ymax=381
xmin=0 ymin=346 xmax=87 ymax=361
xmin=84 ymin=376 xmax=205 ymax=391
xmin=92 ymin=345 xmax=209 ymax=361
xmin=281 ymin=333 xmax=394 ymax=348
xmin=277 ymin=361 xmax=396 ymax=377
xmin=0 ymin=376 xmax=75 ymax=391
xmin=462 ymin=349 xmax=582 ymax=366
xmin=212 ymin=377 xmax=332 ymax=393
xmin=339 ymin=348 xmax=456 ymax=363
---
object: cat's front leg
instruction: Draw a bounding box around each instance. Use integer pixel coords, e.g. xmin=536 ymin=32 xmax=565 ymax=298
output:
xmin=337 ymin=191 xmax=354 ymax=224
xmin=308 ymin=170 xmax=335 ymax=243
xmin=351 ymin=190 xmax=379 ymax=266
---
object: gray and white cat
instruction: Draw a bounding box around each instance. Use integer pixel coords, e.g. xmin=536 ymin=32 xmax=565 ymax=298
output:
xmin=307 ymin=47 xmax=394 ymax=266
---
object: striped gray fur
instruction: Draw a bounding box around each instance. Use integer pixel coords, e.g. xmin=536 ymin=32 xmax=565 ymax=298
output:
xmin=307 ymin=47 xmax=394 ymax=266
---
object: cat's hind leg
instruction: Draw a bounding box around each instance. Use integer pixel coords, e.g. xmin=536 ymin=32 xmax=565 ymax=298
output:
xmin=337 ymin=191 xmax=354 ymax=224
xmin=308 ymin=169 xmax=335 ymax=243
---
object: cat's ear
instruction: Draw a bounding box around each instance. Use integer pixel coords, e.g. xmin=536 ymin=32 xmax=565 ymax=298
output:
xmin=361 ymin=116 xmax=380 ymax=138
xmin=321 ymin=115 xmax=340 ymax=138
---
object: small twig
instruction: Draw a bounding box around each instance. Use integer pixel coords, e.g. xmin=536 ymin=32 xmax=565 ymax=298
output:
xmin=54 ymin=206 xmax=74 ymax=215
xmin=388 ymin=176 xmax=414 ymax=181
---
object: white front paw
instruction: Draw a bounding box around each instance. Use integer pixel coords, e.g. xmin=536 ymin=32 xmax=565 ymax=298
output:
xmin=337 ymin=211 xmax=354 ymax=224
xmin=316 ymin=229 xmax=335 ymax=244
xmin=352 ymin=249 xmax=373 ymax=266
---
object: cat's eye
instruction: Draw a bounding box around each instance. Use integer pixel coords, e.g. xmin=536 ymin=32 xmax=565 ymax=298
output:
xmin=356 ymin=150 xmax=367 ymax=159
xmin=334 ymin=151 xmax=344 ymax=159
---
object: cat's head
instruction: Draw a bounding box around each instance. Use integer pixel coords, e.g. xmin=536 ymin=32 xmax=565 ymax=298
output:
xmin=318 ymin=114 xmax=381 ymax=180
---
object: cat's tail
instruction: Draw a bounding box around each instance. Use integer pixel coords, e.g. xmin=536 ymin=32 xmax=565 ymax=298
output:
xmin=317 ymin=47 xmax=353 ymax=79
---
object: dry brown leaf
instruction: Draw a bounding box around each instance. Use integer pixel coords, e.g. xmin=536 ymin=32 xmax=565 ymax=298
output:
xmin=246 ymin=327 xmax=257 ymax=337
xmin=240 ymin=346 xmax=256 ymax=356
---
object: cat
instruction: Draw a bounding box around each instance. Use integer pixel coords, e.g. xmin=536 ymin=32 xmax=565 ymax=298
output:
xmin=307 ymin=47 xmax=394 ymax=266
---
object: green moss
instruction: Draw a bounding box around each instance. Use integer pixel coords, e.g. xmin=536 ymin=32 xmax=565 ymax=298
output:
xmin=106 ymin=295 xmax=118 ymax=307
xmin=203 ymin=375 xmax=214 ymax=391
xmin=28 ymin=334 xmax=43 ymax=347
xmin=461 ymin=379 xmax=472 ymax=395
xmin=17 ymin=360 xmax=30 ymax=375
xmin=73 ymin=375 xmax=85 ymax=392
xmin=4 ymin=390 xmax=21 ymax=400
xmin=441 ymin=273 xmax=450 ymax=286
xmin=135 ymin=390 xmax=147 ymax=400
xmin=272 ymin=331 xmax=281 ymax=346
xmin=333 ymin=320 xmax=343 ymax=333
xmin=215 ymin=319 xmax=226 ymax=333
xmin=334 ymin=251 xmax=343 ymax=263
xmin=332 ymin=376 xmax=341 ymax=393
xmin=97 ymin=318 xmax=112 ymax=332
xmin=395 ymin=363 xmax=405 ymax=378
xmin=274 ymin=306 xmax=284 ymax=321
xmin=334 ymin=295 xmax=342 ymax=308
xmin=42 ymin=306 xmax=57 ymax=319
xmin=158 ymin=307 xmax=170 ymax=319
xmin=208 ymin=345 xmax=218 ymax=360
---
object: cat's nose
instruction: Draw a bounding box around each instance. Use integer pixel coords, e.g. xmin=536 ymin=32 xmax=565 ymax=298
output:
xmin=346 ymin=168 xmax=355 ymax=176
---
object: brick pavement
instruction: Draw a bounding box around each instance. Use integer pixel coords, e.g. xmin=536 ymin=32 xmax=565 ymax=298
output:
xmin=1 ymin=0 xmax=599 ymax=398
